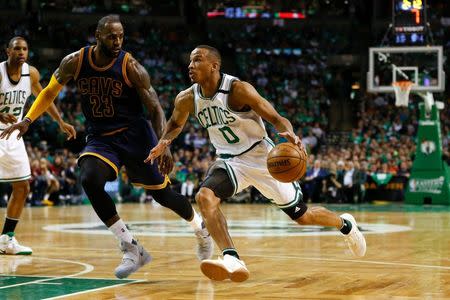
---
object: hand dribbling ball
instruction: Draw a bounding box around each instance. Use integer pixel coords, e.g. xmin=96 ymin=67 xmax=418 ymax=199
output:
xmin=267 ymin=142 xmax=307 ymax=183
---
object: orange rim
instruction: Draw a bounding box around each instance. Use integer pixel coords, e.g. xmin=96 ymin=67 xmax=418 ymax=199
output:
xmin=392 ymin=81 xmax=413 ymax=91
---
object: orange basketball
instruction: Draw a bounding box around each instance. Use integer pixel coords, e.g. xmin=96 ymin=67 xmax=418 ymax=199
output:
xmin=267 ymin=142 xmax=307 ymax=183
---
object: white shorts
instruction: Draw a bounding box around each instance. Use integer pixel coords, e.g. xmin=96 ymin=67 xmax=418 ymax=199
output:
xmin=219 ymin=138 xmax=302 ymax=208
xmin=0 ymin=131 xmax=31 ymax=182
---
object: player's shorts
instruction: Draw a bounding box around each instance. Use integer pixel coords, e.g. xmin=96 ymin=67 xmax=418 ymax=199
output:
xmin=209 ymin=137 xmax=303 ymax=208
xmin=78 ymin=118 xmax=169 ymax=190
xmin=0 ymin=130 xmax=31 ymax=182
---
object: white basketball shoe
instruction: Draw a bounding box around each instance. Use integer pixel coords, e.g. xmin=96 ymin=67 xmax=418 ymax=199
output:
xmin=0 ymin=233 xmax=32 ymax=255
xmin=194 ymin=222 xmax=214 ymax=260
xmin=114 ymin=240 xmax=152 ymax=279
xmin=340 ymin=213 xmax=366 ymax=257
xmin=200 ymin=254 xmax=250 ymax=282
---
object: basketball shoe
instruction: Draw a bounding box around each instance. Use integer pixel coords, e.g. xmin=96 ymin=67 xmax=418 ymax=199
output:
xmin=340 ymin=213 xmax=366 ymax=257
xmin=114 ymin=240 xmax=151 ymax=279
xmin=200 ymin=254 xmax=249 ymax=282
xmin=195 ymin=222 xmax=213 ymax=260
xmin=0 ymin=232 xmax=32 ymax=255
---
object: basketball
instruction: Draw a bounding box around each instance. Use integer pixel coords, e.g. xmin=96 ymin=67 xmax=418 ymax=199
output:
xmin=267 ymin=142 xmax=307 ymax=183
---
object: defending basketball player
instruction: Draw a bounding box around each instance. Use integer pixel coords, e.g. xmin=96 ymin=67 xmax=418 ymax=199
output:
xmin=0 ymin=16 xmax=213 ymax=278
xmin=0 ymin=37 xmax=76 ymax=255
xmin=147 ymin=45 xmax=367 ymax=282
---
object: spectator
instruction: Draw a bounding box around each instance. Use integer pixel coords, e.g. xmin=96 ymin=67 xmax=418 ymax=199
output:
xmin=323 ymin=162 xmax=343 ymax=202
xmin=39 ymin=158 xmax=60 ymax=206
xmin=343 ymin=161 xmax=356 ymax=203
xmin=30 ymin=159 xmax=47 ymax=206
xmin=118 ymin=168 xmax=144 ymax=203
xmin=60 ymin=157 xmax=82 ymax=204
xmin=303 ymin=159 xmax=328 ymax=202
xmin=181 ymin=165 xmax=198 ymax=202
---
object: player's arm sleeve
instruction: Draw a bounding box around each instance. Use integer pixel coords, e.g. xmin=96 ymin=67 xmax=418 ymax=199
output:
xmin=25 ymin=75 xmax=64 ymax=122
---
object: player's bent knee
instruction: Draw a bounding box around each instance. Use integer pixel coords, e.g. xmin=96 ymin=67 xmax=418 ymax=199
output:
xmin=80 ymin=173 xmax=96 ymax=191
xmin=281 ymin=202 xmax=308 ymax=221
xmin=196 ymin=188 xmax=220 ymax=210
xmin=79 ymin=156 xmax=115 ymax=189
xmin=196 ymin=188 xmax=215 ymax=204
xmin=296 ymin=207 xmax=325 ymax=225
xmin=296 ymin=211 xmax=312 ymax=225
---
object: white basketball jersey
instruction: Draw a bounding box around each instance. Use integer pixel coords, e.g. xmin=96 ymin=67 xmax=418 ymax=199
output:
xmin=0 ymin=61 xmax=31 ymax=129
xmin=193 ymin=73 xmax=267 ymax=156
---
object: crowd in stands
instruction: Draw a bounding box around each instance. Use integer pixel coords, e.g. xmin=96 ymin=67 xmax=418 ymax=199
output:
xmin=207 ymin=0 xmax=364 ymax=18
xmin=37 ymin=0 xmax=180 ymax=16
xmin=0 ymin=3 xmax=449 ymax=206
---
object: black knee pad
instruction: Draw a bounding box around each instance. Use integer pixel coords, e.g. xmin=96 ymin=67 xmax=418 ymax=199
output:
xmin=150 ymin=186 xmax=175 ymax=206
xmin=79 ymin=156 xmax=116 ymax=189
xmin=281 ymin=201 xmax=307 ymax=220
xmin=79 ymin=156 xmax=117 ymax=223
xmin=200 ymin=168 xmax=234 ymax=200
xmin=150 ymin=186 xmax=193 ymax=220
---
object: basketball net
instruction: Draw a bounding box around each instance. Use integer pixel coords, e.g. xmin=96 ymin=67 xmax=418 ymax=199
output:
xmin=392 ymin=81 xmax=414 ymax=107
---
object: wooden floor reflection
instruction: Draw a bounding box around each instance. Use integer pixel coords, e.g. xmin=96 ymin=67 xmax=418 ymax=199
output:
xmin=0 ymin=202 xmax=449 ymax=299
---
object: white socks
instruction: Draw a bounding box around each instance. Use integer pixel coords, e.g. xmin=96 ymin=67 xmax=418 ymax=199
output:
xmin=109 ymin=211 xmax=203 ymax=243
xmin=109 ymin=219 xmax=134 ymax=243
xmin=188 ymin=209 xmax=204 ymax=231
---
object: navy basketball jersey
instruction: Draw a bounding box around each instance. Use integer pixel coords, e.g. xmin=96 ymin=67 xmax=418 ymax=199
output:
xmin=74 ymin=46 xmax=143 ymax=135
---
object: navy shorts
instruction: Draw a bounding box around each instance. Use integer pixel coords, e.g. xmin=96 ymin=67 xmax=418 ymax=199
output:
xmin=78 ymin=118 xmax=169 ymax=190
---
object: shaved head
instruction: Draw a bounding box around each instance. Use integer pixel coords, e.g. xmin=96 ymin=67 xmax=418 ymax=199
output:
xmin=195 ymin=45 xmax=221 ymax=66
xmin=96 ymin=14 xmax=121 ymax=32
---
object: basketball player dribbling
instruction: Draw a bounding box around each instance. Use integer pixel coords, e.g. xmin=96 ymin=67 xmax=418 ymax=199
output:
xmin=0 ymin=16 xmax=213 ymax=278
xmin=0 ymin=36 xmax=76 ymax=255
xmin=148 ymin=45 xmax=367 ymax=282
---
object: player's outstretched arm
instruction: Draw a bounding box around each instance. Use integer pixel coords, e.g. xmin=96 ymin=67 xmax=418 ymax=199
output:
xmin=231 ymin=81 xmax=306 ymax=154
xmin=29 ymin=66 xmax=76 ymax=140
xmin=144 ymin=88 xmax=194 ymax=164
xmin=0 ymin=51 xmax=79 ymax=140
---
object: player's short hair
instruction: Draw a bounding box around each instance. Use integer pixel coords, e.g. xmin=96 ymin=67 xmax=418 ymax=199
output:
xmin=7 ymin=36 xmax=27 ymax=48
xmin=96 ymin=14 xmax=121 ymax=32
xmin=196 ymin=45 xmax=221 ymax=65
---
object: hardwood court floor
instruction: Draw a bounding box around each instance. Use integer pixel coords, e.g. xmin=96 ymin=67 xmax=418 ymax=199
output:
xmin=0 ymin=202 xmax=449 ymax=299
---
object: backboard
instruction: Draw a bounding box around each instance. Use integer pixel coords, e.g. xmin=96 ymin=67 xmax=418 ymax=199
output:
xmin=367 ymin=46 xmax=445 ymax=93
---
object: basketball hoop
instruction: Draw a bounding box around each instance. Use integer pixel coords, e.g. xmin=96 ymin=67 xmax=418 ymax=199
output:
xmin=392 ymin=81 xmax=414 ymax=107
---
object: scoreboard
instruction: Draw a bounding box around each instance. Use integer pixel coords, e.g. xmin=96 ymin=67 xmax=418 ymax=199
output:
xmin=393 ymin=0 xmax=427 ymax=45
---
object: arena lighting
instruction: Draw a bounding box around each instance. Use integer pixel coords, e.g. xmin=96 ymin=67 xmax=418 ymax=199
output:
xmin=351 ymin=82 xmax=361 ymax=90
xmin=207 ymin=9 xmax=305 ymax=19
xmin=207 ymin=11 xmax=225 ymax=18
xmin=274 ymin=12 xmax=306 ymax=19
